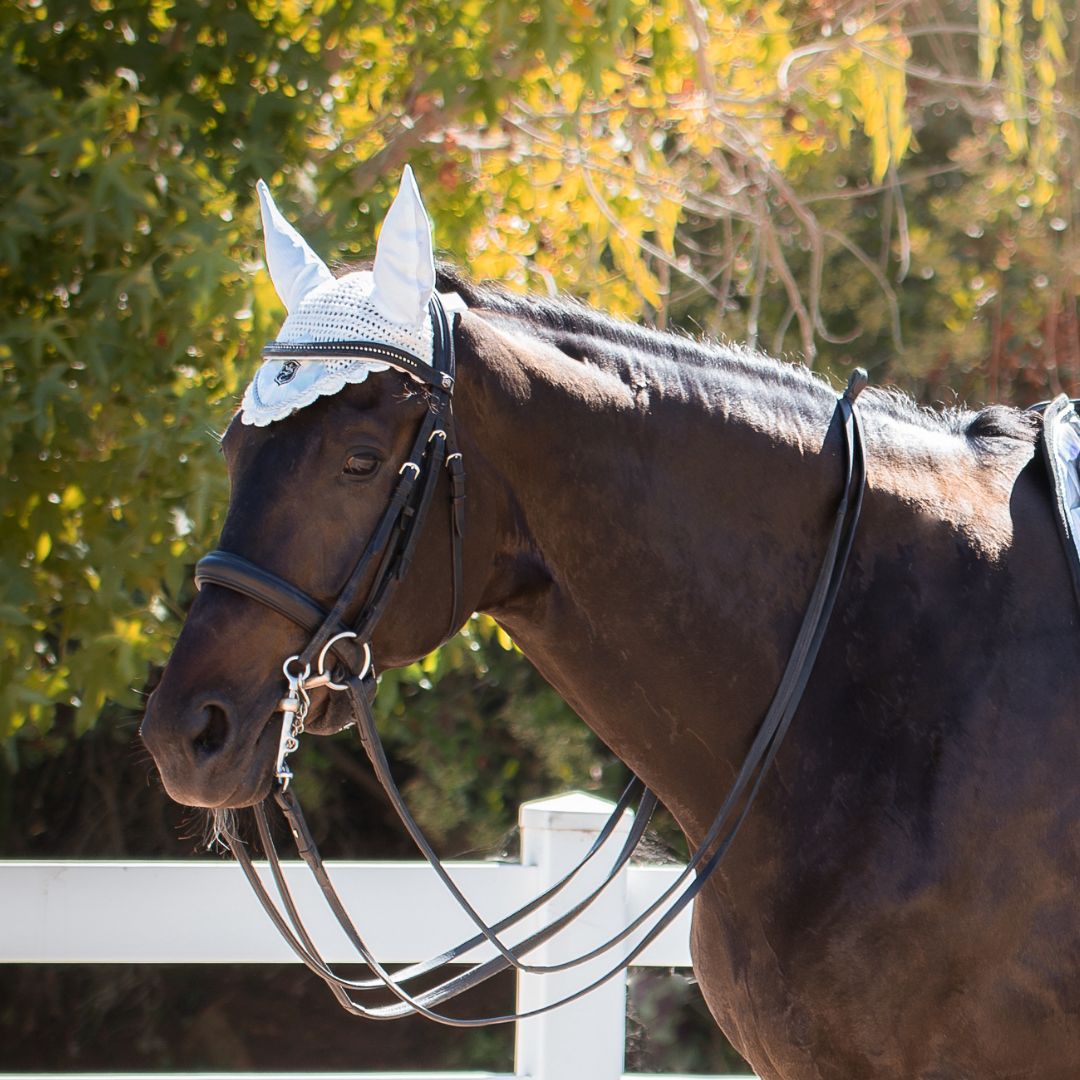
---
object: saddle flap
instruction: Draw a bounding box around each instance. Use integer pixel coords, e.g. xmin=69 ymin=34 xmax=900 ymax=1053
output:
xmin=1038 ymin=393 xmax=1080 ymax=611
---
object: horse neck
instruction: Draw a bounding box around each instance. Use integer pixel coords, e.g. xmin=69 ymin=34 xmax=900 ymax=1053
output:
xmin=453 ymin=310 xmax=845 ymax=840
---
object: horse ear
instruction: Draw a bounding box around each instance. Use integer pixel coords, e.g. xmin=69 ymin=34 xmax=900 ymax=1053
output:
xmin=371 ymin=165 xmax=436 ymax=327
xmin=256 ymin=179 xmax=333 ymax=312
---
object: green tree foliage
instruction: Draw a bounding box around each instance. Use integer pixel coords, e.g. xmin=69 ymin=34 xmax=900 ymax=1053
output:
xmin=3 ymin=0 xmax=1078 ymax=844
xmin=0 ymin=0 xmax=633 ymax=841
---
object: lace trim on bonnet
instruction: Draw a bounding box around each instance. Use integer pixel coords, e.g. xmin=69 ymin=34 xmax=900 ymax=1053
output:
xmin=240 ymin=270 xmax=464 ymax=427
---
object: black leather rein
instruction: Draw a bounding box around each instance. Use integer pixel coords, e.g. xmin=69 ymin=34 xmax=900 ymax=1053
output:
xmin=192 ymin=311 xmax=870 ymax=1025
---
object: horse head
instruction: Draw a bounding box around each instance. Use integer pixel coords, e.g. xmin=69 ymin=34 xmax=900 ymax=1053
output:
xmin=141 ymin=169 xmax=498 ymax=808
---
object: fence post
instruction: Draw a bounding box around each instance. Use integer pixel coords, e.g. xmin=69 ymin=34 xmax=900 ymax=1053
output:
xmin=514 ymin=792 xmax=632 ymax=1080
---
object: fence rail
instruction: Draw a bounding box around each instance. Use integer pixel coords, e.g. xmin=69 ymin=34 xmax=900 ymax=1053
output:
xmin=1 ymin=791 xmax=756 ymax=1080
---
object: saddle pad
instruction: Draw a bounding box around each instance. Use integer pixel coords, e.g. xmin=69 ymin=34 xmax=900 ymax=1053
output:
xmin=1038 ymin=393 xmax=1080 ymax=611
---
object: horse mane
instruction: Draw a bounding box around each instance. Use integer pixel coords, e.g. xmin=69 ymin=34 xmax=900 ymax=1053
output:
xmin=435 ymin=265 xmax=1039 ymax=454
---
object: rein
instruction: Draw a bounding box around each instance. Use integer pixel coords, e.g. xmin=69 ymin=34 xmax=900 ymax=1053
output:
xmin=194 ymin=309 xmax=869 ymax=1024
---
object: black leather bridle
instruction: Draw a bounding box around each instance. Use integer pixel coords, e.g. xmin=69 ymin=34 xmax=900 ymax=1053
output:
xmin=196 ymin=296 xmax=467 ymax=710
xmin=192 ymin=299 xmax=870 ymax=1025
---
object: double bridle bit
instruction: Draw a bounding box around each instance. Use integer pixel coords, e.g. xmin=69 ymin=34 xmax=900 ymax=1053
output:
xmin=276 ymin=631 xmax=369 ymax=788
xmin=193 ymin=300 xmax=869 ymax=1025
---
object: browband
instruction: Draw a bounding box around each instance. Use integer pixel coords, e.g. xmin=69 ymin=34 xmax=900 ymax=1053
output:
xmin=260 ymin=339 xmax=454 ymax=392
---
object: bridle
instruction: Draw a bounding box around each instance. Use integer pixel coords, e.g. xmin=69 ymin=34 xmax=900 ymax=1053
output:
xmin=196 ymin=296 xmax=466 ymax=787
xmin=192 ymin=295 xmax=870 ymax=1025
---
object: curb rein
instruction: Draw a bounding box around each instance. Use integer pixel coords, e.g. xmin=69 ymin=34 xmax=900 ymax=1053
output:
xmin=193 ymin=304 xmax=870 ymax=1025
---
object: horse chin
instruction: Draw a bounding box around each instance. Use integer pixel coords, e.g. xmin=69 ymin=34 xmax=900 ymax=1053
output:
xmin=214 ymin=775 xmax=274 ymax=809
xmin=302 ymin=691 xmax=355 ymax=737
xmin=155 ymin=725 xmax=277 ymax=810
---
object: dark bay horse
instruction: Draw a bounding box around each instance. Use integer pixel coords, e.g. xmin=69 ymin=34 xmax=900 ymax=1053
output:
xmin=142 ymin=173 xmax=1080 ymax=1078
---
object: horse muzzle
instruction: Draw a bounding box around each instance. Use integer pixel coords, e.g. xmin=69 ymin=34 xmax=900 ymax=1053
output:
xmin=141 ymin=685 xmax=282 ymax=808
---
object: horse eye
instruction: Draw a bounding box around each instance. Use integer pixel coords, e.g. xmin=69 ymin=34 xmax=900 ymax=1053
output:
xmin=343 ymin=452 xmax=381 ymax=479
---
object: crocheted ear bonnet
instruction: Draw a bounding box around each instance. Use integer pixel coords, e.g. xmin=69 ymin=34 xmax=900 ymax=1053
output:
xmin=241 ymin=167 xmax=464 ymax=427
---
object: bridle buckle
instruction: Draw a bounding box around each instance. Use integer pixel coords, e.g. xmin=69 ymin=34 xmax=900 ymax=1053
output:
xmin=275 ymin=656 xmax=311 ymax=789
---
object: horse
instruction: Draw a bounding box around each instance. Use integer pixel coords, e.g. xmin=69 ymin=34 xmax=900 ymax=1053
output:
xmin=141 ymin=168 xmax=1080 ymax=1079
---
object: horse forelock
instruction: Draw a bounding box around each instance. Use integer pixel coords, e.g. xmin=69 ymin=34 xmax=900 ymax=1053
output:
xmin=434 ymin=265 xmax=1039 ymax=459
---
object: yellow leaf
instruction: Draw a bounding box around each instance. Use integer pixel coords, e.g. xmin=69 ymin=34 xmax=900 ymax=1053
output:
xmin=1032 ymin=175 xmax=1055 ymax=207
xmin=112 ymin=617 xmax=143 ymax=645
xmin=35 ymin=533 xmax=52 ymax=562
xmin=1042 ymin=15 xmax=1066 ymax=63
xmin=978 ymin=0 xmax=1002 ymax=82
xmin=1002 ymin=119 xmax=1027 ymax=156
xmin=148 ymin=0 xmax=173 ymax=32
xmin=561 ymin=71 xmax=585 ymax=112
xmin=770 ymin=135 xmax=793 ymax=171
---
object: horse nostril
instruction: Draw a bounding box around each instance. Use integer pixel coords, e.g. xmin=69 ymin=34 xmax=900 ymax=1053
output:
xmin=193 ymin=703 xmax=229 ymax=758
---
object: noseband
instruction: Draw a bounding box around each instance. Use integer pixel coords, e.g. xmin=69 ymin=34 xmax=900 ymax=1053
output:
xmin=191 ymin=304 xmax=870 ymax=1025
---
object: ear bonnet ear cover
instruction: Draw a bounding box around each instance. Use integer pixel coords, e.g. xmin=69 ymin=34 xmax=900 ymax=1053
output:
xmin=241 ymin=168 xmax=454 ymax=427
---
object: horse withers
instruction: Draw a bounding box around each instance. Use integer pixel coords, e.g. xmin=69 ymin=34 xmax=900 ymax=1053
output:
xmin=142 ymin=169 xmax=1080 ymax=1079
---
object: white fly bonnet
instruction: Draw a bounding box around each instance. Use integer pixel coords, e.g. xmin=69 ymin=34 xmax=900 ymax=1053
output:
xmin=241 ymin=167 xmax=465 ymax=427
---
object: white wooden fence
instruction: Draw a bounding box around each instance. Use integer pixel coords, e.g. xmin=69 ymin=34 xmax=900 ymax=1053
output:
xmin=1 ymin=791 xmax=756 ymax=1080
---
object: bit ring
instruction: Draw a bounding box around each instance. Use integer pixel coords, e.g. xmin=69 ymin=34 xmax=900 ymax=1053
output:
xmin=282 ymin=655 xmax=311 ymax=682
xmin=316 ymin=631 xmax=372 ymax=691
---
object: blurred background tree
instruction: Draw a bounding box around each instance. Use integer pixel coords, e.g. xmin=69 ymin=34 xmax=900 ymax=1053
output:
xmin=1 ymin=0 xmax=1076 ymax=1071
